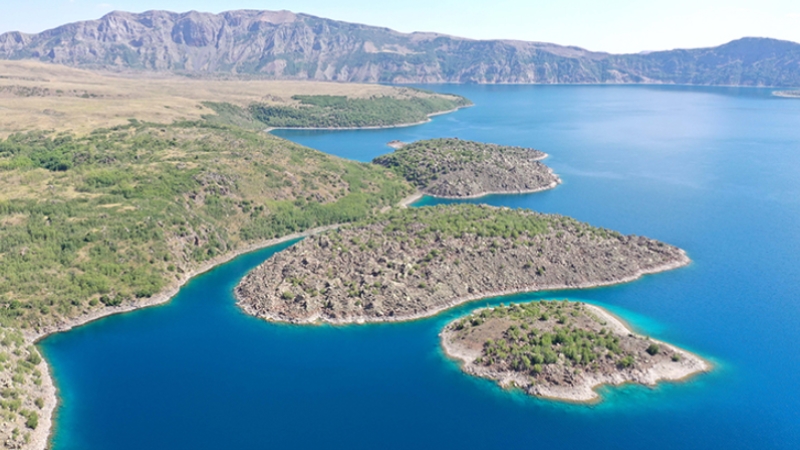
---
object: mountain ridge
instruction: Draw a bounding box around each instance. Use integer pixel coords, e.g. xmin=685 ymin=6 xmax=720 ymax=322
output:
xmin=1 ymin=9 xmax=799 ymax=86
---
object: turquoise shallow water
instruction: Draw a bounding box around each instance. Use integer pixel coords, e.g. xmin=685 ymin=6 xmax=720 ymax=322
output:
xmin=43 ymin=85 xmax=800 ymax=448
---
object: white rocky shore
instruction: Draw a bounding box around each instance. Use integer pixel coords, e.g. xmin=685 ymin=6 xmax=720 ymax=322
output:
xmin=441 ymin=302 xmax=709 ymax=402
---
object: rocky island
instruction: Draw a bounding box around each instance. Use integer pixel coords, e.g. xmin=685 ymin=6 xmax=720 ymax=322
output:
xmin=372 ymin=138 xmax=561 ymax=198
xmin=235 ymin=204 xmax=689 ymax=324
xmin=441 ymin=300 xmax=709 ymax=402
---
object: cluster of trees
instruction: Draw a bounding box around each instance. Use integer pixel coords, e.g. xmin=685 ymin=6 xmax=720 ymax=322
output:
xmin=459 ymin=301 xmax=638 ymax=375
xmin=366 ymin=204 xmax=556 ymax=241
xmin=246 ymin=94 xmax=469 ymax=128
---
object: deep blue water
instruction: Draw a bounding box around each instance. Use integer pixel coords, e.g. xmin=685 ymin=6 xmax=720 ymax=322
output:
xmin=42 ymin=85 xmax=800 ymax=449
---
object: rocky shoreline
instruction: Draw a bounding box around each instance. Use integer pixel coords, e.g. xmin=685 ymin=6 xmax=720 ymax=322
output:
xmin=424 ymin=174 xmax=561 ymax=199
xmin=235 ymin=204 xmax=690 ymax=325
xmin=440 ymin=302 xmax=709 ymax=402
xmin=373 ymin=138 xmax=561 ymax=198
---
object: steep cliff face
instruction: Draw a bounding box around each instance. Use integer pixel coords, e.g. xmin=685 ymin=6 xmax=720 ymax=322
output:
xmin=2 ymin=10 xmax=799 ymax=86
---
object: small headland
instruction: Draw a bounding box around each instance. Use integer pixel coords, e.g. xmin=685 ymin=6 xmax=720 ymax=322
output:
xmin=235 ymin=204 xmax=689 ymax=324
xmin=773 ymin=90 xmax=800 ymax=98
xmin=441 ymin=300 xmax=709 ymax=402
xmin=387 ymin=140 xmax=407 ymax=149
xmin=373 ymin=138 xmax=561 ymax=198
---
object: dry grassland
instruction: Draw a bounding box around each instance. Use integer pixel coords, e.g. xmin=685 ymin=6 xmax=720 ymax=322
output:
xmin=0 ymin=60 xmax=420 ymax=137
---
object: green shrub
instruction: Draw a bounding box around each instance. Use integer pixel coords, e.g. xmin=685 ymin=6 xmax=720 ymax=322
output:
xmin=25 ymin=351 xmax=41 ymax=366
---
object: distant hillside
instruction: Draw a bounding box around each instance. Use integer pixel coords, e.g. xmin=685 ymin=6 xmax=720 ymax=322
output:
xmin=1 ymin=9 xmax=799 ymax=86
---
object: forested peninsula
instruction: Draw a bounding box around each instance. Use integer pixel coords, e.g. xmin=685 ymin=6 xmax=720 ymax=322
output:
xmin=441 ymin=301 xmax=708 ymax=402
xmin=373 ymin=139 xmax=561 ymax=198
xmin=235 ymin=204 xmax=689 ymax=324
xmin=205 ymin=92 xmax=471 ymax=130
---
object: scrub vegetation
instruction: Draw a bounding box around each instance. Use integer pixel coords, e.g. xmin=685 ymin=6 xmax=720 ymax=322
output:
xmin=0 ymin=121 xmax=412 ymax=331
xmin=441 ymin=301 xmax=708 ymax=401
xmin=0 ymin=119 xmax=415 ymax=446
xmin=206 ymin=92 xmax=471 ymax=129
xmin=0 ymin=327 xmax=46 ymax=448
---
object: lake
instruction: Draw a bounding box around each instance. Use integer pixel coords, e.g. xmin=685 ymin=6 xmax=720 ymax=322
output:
xmin=42 ymin=85 xmax=800 ymax=449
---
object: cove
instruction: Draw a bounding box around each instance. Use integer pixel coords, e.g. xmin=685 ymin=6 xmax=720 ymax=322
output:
xmin=42 ymin=85 xmax=800 ymax=448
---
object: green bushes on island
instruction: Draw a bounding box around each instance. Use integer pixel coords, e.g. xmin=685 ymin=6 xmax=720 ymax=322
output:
xmin=357 ymin=203 xmax=608 ymax=241
xmin=443 ymin=300 xmax=703 ymax=400
xmin=455 ymin=301 xmax=636 ymax=373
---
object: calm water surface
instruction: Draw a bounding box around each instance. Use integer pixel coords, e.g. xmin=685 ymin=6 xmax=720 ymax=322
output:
xmin=43 ymin=85 xmax=800 ymax=449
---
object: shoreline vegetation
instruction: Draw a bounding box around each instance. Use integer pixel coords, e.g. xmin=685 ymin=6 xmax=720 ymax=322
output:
xmin=204 ymin=94 xmax=472 ymax=132
xmin=235 ymin=204 xmax=690 ymax=325
xmin=263 ymin=106 xmax=472 ymax=133
xmin=440 ymin=301 xmax=709 ymax=402
xmin=373 ymin=139 xmax=561 ymax=199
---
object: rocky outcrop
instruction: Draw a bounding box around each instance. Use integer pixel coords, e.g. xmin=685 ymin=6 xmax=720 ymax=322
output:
xmin=441 ymin=301 xmax=709 ymax=402
xmin=235 ymin=204 xmax=689 ymax=324
xmin=373 ymin=138 xmax=561 ymax=198
xmin=774 ymin=90 xmax=800 ymax=98
xmin=1 ymin=10 xmax=799 ymax=86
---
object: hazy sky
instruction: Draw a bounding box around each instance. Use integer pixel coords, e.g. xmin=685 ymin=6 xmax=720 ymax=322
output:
xmin=2 ymin=0 xmax=798 ymax=54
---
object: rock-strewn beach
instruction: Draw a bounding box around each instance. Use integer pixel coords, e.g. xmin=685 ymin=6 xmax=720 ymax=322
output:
xmin=441 ymin=301 xmax=709 ymax=402
xmin=235 ymin=204 xmax=689 ymax=324
xmin=373 ymin=138 xmax=561 ymax=198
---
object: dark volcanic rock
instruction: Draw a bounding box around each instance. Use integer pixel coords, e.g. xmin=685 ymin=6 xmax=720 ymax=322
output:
xmin=235 ymin=204 xmax=689 ymax=324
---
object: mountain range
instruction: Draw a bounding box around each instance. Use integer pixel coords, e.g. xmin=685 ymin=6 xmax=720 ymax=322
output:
xmin=1 ymin=9 xmax=799 ymax=86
